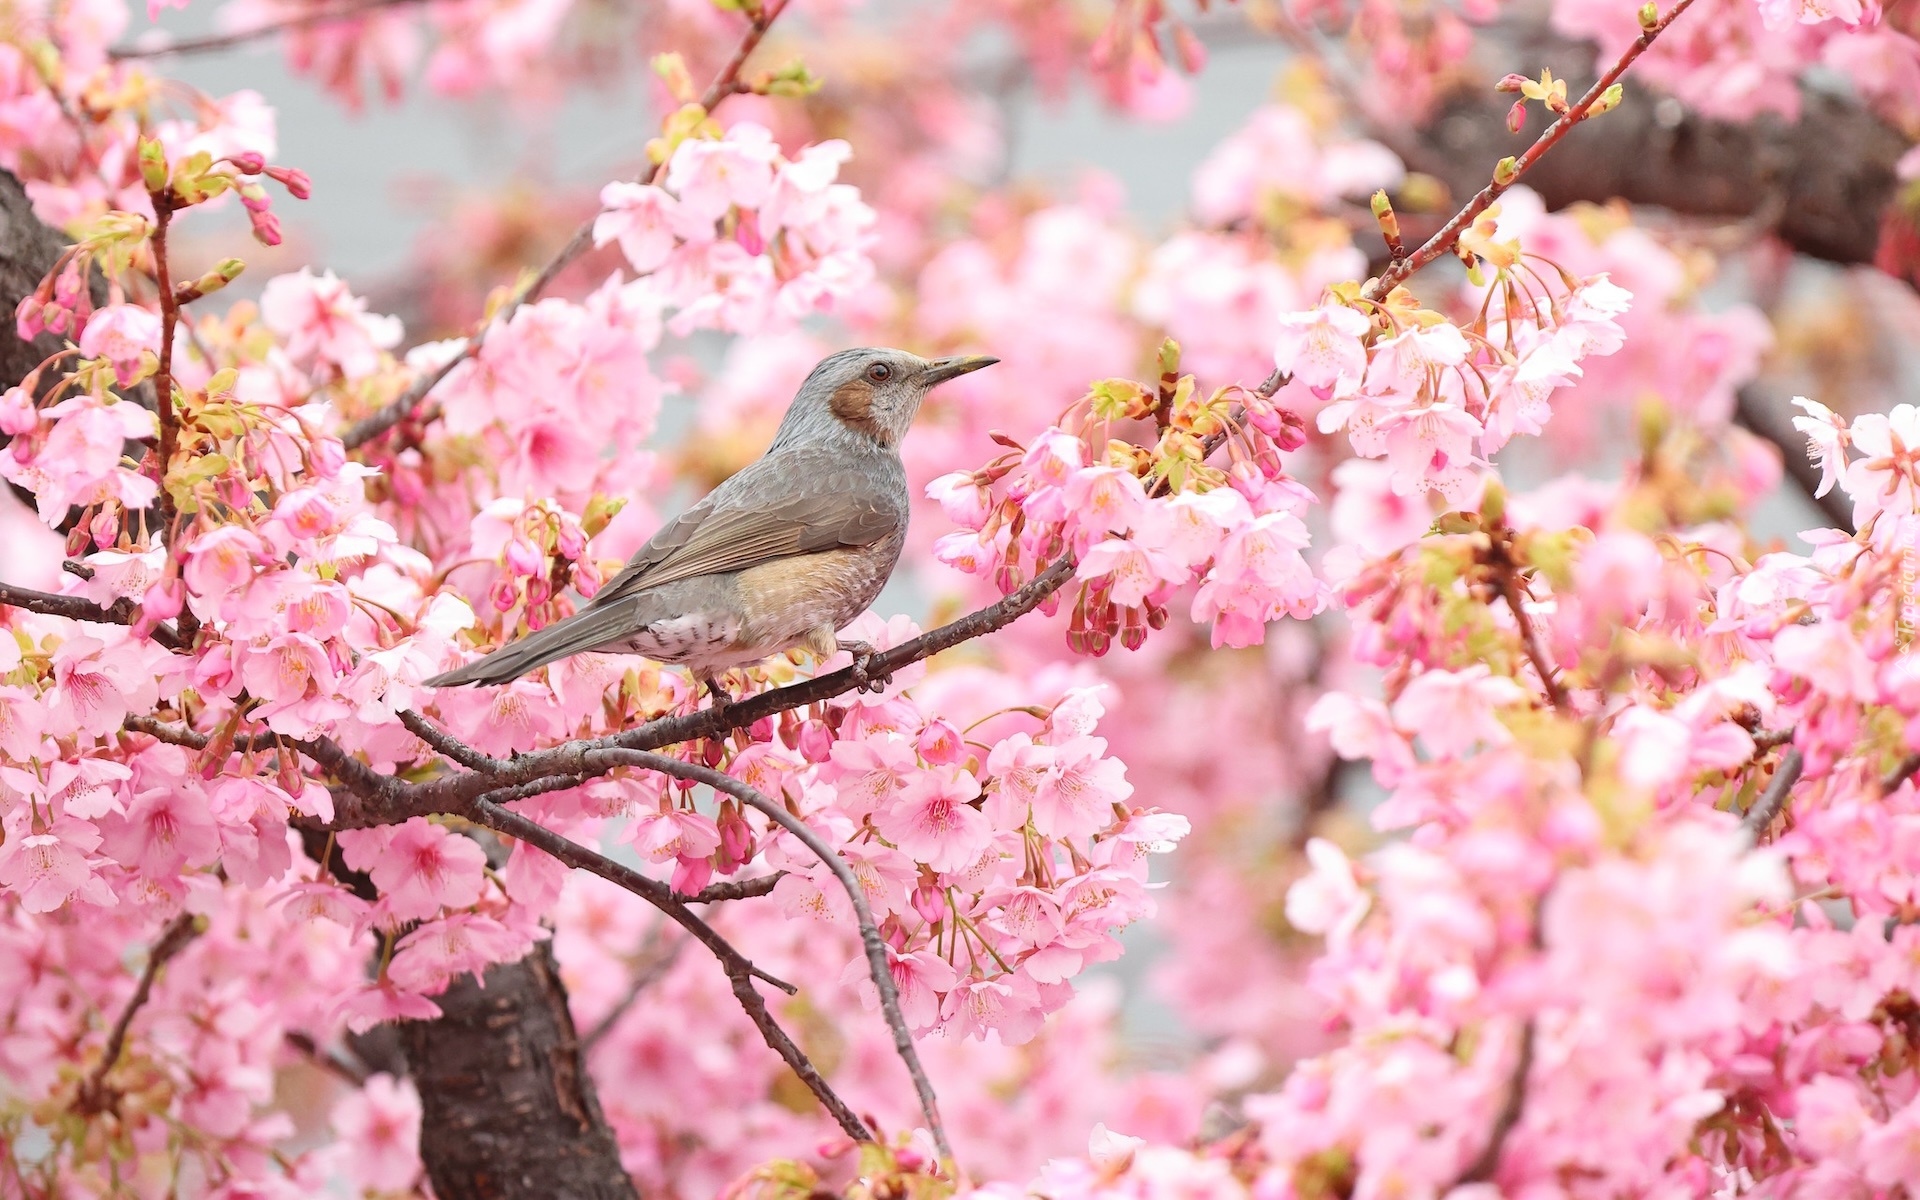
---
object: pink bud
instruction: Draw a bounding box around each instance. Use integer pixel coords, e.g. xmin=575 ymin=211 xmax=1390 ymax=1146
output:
xmin=748 ymin=716 xmax=774 ymax=743
xmin=505 ymin=537 xmax=543 ymax=576
xmin=525 ymin=577 xmax=552 ymax=606
xmin=1495 ymin=72 xmax=1530 ymax=92
xmin=917 ymin=718 xmax=964 ymax=765
xmin=895 ymin=1147 xmax=927 ymax=1173
xmin=14 ymin=295 xmax=43 ymax=340
xmin=88 ymin=507 xmax=119 ymax=547
xmin=248 ymin=209 xmax=283 ymax=247
xmin=265 ymin=165 xmax=312 ymax=199
xmin=797 ymin=720 xmax=834 ymax=764
xmin=911 ymin=882 xmax=945 ymax=925
xmin=672 ymin=855 xmax=713 ymax=896
xmin=238 ymin=182 xmax=272 ymax=213
xmin=490 ymin=578 xmax=519 ymax=613
xmin=226 ymin=151 xmax=266 ymax=174
xmin=734 ymin=208 xmax=765 ymax=256
xmin=1507 ymin=99 xmax=1528 ymax=134
xmin=308 ymin=437 xmax=346 ymax=480
xmin=719 ymin=811 xmax=753 ymax=864
xmin=556 ymin=523 xmax=586 ymax=561
xmin=140 ymin=574 xmax=185 ymax=622
xmin=0 ymin=387 xmax=37 ymax=436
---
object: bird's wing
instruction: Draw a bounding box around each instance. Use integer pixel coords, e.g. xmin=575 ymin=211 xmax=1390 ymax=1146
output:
xmin=589 ymin=451 xmax=901 ymax=606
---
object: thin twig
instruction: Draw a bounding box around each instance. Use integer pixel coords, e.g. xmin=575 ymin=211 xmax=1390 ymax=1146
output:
xmin=682 ymin=872 xmax=785 ymax=903
xmin=1453 ymin=1020 xmax=1535 ymax=1185
xmin=149 ymin=200 xmax=181 ymax=548
xmin=1361 ymin=0 xmax=1700 ymax=304
xmin=467 ymin=796 xmax=876 ymax=1144
xmin=73 ymin=913 xmax=201 ymax=1116
xmin=1742 ymin=747 xmax=1803 ymax=840
xmin=1487 ymin=540 xmax=1571 ymax=714
xmin=590 ymin=748 xmax=952 ymax=1160
xmin=0 ymin=581 xmax=187 ymax=650
xmin=111 ymin=0 xmax=429 ymax=59
xmin=338 ymin=0 xmax=790 ymax=450
xmin=1882 ymin=752 xmax=1920 ymax=796
xmin=581 ymin=931 xmax=686 ymax=1052
xmin=284 ymin=1030 xmax=372 ymax=1086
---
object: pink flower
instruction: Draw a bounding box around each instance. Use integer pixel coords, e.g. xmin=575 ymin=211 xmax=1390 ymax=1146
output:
xmin=338 ymin=980 xmax=443 ymax=1034
xmin=623 ymin=808 xmax=722 ymax=864
xmin=1391 ymin=666 xmax=1526 ymax=758
xmin=594 ymin=181 xmax=681 ymax=273
xmin=259 ymin=268 xmax=402 ymax=381
xmin=875 ymin=766 xmax=991 ymax=872
xmin=0 ymin=685 xmax=45 ymax=759
xmin=340 ymin=817 xmax=488 ymax=922
xmin=1063 ymin=466 xmax=1149 ymax=537
xmin=1274 ymin=304 xmax=1370 ymax=399
xmin=99 ymin=784 xmax=222 ymax=877
xmin=843 ymin=945 xmax=957 ymax=1033
xmin=330 ymin=1074 xmax=422 ymax=1193
xmin=1285 ymin=838 xmax=1370 ymax=948
xmin=1032 ymin=736 xmax=1131 ymax=839
xmin=0 ymin=809 xmax=111 ymax=912
xmin=1791 ymin=396 xmax=1850 ymax=499
xmin=985 ymin=734 xmax=1057 ymax=830
xmin=665 ymin=123 xmax=780 ymax=227
xmin=1077 ymin=537 xmax=1181 ymax=607
xmin=78 ymin=303 xmax=161 ymax=386
xmin=388 ymin=913 xmax=532 ymax=993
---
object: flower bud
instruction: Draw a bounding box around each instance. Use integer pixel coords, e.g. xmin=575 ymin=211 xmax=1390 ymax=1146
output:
xmin=248 ymin=209 xmax=283 ymax=247
xmin=490 ymin=578 xmax=519 ymax=613
xmin=1493 ymin=156 xmax=1519 ymax=186
xmin=797 ymin=719 xmax=834 ymax=763
xmin=226 ymin=151 xmax=266 ymax=175
xmin=911 ymin=882 xmax=945 ymax=926
xmin=138 ymin=137 xmax=169 ymax=193
xmin=1507 ymin=99 xmax=1528 ymax=134
xmin=1589 ymin=83 xmax=1625 ymax=117
xmin=1637 ymin=1 xmax=1659 ymax=28
xmin=265 ymin=165 xmax=312 ymax=199
xmin=1495 ymin=72 xmax=1530 ymax=93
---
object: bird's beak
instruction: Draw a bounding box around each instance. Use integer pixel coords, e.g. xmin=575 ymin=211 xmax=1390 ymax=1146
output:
xmin=921 ymin=355 xmax=999 ymax=386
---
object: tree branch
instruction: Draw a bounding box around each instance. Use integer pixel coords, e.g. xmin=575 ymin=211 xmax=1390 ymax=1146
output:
xmin=0 ymin=581 xmax=187 ymax=650
xmin=1453 ymin=1020 xmax=1535 ymax=1186
xmin=111 ymin=0 xmax=430 ymax=59
xmin=580 ymin=929 xmax=685 ymax=1053
xmin=467 ymin=797 xmax=876 ymax=1144
xmin=337 ymin=0 xmax=790 ymax=450
xmin=1365 ymin=0 xmax=1700 ymax=303
xmin=1408 ymin=26 xmax=1906 ymax=272
xmin=73 ymin=912 xmax=200 ymax=1116
xmin=588 ymin=748 xmax=952 ymax=1161
xmin=1742 ymin=747 xmax=1804 ymax=840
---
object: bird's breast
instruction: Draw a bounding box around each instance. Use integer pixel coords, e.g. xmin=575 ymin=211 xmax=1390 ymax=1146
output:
xmin=732 ymin=540 xmax=903 ymax=649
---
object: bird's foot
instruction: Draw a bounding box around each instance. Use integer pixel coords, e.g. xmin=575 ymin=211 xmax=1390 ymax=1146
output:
xmin=836 ymin=639 xmax=890 ymax=694
xmin=699 ymin=673 xmax=734 ymax=710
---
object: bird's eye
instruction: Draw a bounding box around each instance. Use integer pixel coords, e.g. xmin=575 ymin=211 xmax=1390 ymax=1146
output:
xmin=866 ymin=362 xmax=893 ymax=383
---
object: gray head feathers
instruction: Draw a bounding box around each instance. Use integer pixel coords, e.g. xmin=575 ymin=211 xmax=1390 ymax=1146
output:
xmin=769 ymin=347 xmax=998 ymax=451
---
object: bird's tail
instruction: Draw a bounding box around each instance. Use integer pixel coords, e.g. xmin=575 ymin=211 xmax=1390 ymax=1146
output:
xmin=422 ymin=601 xmax=639 ymax=688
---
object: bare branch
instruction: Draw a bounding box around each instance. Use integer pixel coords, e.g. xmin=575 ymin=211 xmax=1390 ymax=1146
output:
xmin=683 ymin=872 xmax=785 ymax=903
xmin=1742 ymin=747 xmax=1804 ymax=840
xmin=285 ymin=1030 xmax=373 ymax=1086
xmin=74 ymin=912 xmax=201 ymax=1116
xmin=590 ymin=748 xmax=952 ymax=1161
xmin=111 ymin=0 xmax=429 ymax=59
xmin=0 ymin=581 xmax=187 ymax=650
xmin=399 ymin=709 xmax=504 ymax=772
xmin=1882 ymin=752 xmax=1920 ymax=796
xmin=338 ymin=0 xmax=791 ymax=450
xmin=581 ymin=931 xmax=686 ymax=1053
xmin=1453 ymin=1020 xmax=1535 ymax=1186
xmin=467 ymin=796 xmax=876 ymax=1144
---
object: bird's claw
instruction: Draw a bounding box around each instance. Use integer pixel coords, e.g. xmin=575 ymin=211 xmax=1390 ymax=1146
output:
xmin=836 ymin=640 xmax=890 ymax=694
xmin=700 ymin=674 xmax=733 ymax=710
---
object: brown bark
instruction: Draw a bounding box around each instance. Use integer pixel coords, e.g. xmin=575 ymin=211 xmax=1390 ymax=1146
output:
xmin=401 ymin=940 xmax=640 ymax=1200
xmin=1404 ymin=27 xmax=1908 ymax=269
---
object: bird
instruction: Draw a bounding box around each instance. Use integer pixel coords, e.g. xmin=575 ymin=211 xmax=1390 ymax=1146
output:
xmin=422 ymin=347 xmax=999 ymax=703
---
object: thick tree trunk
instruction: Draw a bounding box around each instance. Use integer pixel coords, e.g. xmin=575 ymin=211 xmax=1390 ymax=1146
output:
xmin=402 ymin=939 xmax=640 ymax=1200
xmin=297 ymin=828 xmax=641 ymax=1200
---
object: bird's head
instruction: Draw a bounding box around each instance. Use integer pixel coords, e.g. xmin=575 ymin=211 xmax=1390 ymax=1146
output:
xmin=777 ymin=347 xmax=999 ymax=449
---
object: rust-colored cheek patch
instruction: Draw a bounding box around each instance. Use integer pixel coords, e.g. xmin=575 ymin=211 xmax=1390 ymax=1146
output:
xmin=830 ymin=379 xmax=882 ymax=436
